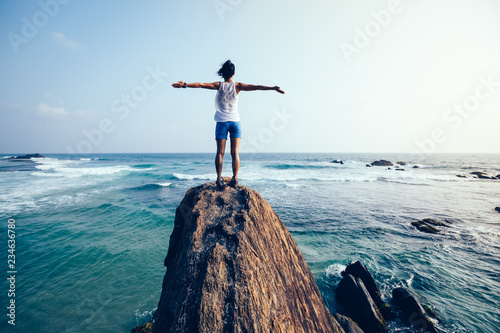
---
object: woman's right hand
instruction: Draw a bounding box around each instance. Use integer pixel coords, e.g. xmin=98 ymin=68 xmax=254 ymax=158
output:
xmin=274 ymin=86 xmax=285 ymax=94
xmin=172 ymin=81 xmax=185 ymax=88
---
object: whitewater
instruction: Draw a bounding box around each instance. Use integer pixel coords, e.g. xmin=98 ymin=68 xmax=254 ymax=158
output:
xmin=0 ymin=153 xmax=499 ymax=332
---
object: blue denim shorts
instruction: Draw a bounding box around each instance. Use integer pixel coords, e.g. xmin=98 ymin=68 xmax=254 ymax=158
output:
xmin=215 ymin=121 xmax=241 ymax=140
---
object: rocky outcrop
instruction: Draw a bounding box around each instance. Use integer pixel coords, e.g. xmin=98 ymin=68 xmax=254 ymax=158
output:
xmin=495 ymin=207 xmax=500 ymax=213
xmin=331 ymin=159 xmax=344 ymax=165
xmin=336 ymin=261 xmax=390 ymax=332
xmin=8 ymin=153 xmax=45 ymax=160
xmin=395 ymin=161 xmax=406 ymax=166
xmin=411 ymin=218 xmax=451 ymax=234
xmin=336 ymin=274 xmax=386 ymax=332
xmin=371 ymin=160 xmax=393 ymax=167
xmin=392 ymin=288 xmax=437 ymax=333
xmin=146 ymin=179 xmax=344 ymax=333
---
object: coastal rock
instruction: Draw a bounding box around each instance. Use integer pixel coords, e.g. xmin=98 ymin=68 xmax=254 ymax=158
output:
xmin=8 ymin=153 xmax=45 ymax=160
xmin=495 ymin=207 xmax=500 ymax=213
xmin=371 ymin=160 xmax=393 ymax=167
xmin=149 ymin=179 xmax=344 ymax=333
xmin=366 ymin=164 xmax=371 ymax=168
xmin=497 ymin=174 xmax=500 ymax=179
xmin=456 ymin=175 xmax=466 ymax=178
xmin=395 ymin=168 xmax=405 ymax=171
xmin=470 ymin=171 xmax=496 ymax=179
xmin=342 ymin=261 xmax=383 ymax=309
xmin=395 ymin=161 xmax=406 ymax=166
xmin=332 ymin=159 xmax=344 ymax=165
xmin=336 ymin=274 xmax=387 ymax=332
xmin=392 ymin=288 xmax=437 ymax=333
xmin=333 ymin=314 xmax=364 ymax=333
xmin=341 ymin=261 xmax=393 ymax=320
xmin=412 ymin=165 xmax=419 ymax=169
xmin=411 ymin=218 xmax=450 ymax=234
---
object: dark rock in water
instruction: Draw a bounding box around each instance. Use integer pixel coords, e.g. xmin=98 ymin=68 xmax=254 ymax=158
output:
xmin=412 ymin=165 xmax=419 ymax=169
xmin=331 ymin=159 xmax=344 ymax=165
xmin=342 ymin=261 xmax=393 ymax=320
xmin=366 ymin=164 xmax=371 ymax=168
xmin=420 ymin=218 xmax=450 ymax=227
xmin=387 ymin=167 xmax=392 ymax=170
xmin=395 ymin=168 xmax=405 ymax=171
xmin=496 ymin=174 xmax=500 ymax=179
xmin=411 ymin=221 xmax=439 ymax=234
xmin=371 ymin=160 xmax=393 ymax=167
xmin=456 ymin=174 xmax=466 ymax=178
xmin=148 ymin=179 xmax=343 ymax=333
xmin=8 ymin=153 xmax=45 ymax=160
xmin=495 ymin=207 xmax=500 ymax=213
xmin=396 ymin=161 xmax=407 ymax=166
xmin=333 ymin=313 xmax=364 ymax=333
xmin=470 ymin=171 xmax=497 ymax=179
xmin=342 ymin=262 xmax=383 ymax=308
xmin=392 ymin=288 xmax=437 ymax=333
xmin=336 ymin=274 xmax=387 ymax=333
xmin=411 ymin=218 xmax=450 ymax=234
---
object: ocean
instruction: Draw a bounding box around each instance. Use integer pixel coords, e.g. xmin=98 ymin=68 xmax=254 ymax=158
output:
xmin=1 ymin=153 xmax=499 ymax=333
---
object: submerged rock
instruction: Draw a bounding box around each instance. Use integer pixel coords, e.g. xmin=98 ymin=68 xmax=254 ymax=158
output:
xmin=392 ymin=288 xmax=437 ymax=333
xmin=147 ymin=179 xmax=343 ymax=333
xmin=371 ymin=160 xmax=393 ymax=167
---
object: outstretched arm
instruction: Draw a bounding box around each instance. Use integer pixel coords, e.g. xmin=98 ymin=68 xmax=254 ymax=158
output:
xmin=236 ymin=83 xmax=285 ymax=94
xmin=172 ymin=81 xmax=220 ymax=90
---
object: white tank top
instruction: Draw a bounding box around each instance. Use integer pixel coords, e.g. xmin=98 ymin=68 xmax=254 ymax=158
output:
xmin=214 ymin=81 xmax=240 ymax=122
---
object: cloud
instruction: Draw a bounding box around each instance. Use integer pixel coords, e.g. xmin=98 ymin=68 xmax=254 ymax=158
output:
xmin=37 ymin=103 xmax=67 ymax=117
xmin=51 ymin=32 xmax=82 ymax=50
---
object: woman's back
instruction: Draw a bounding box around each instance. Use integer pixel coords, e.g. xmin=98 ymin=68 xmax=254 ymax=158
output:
xmin=214 ymin=81 xmax=240 ymax=122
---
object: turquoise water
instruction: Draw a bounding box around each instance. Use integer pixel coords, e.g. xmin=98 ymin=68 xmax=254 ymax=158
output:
xmin=1 ymin=153 xmax=499 ymax=332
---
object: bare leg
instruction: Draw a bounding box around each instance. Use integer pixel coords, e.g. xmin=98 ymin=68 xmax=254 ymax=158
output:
xmin=230 ymin=137 xmax=240 ymax=181
xmin=215 ymin=139 xmax=226 ymax=180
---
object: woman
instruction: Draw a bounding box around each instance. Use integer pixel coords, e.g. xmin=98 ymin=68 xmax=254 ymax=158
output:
xmin=172 ymin=60 xmax=285 ymax=190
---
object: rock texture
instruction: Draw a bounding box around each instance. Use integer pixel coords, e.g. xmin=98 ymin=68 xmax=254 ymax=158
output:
xmin=336 ymin=262 xmax=390 ymax=332
xmin=392 ymin=288 xmax=437 ymax=333
xmin=333 ymin=314 xmax=364 ymax=333
xmin=149 ymin=179 xmax=344 ymax=333
xmin=411 ymin=218 xmax=451 ymax=234
xmin=336 ymin=274 xmax=386 ymax=332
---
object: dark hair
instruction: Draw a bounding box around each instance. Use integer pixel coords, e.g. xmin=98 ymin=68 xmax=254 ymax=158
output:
xmin=218 ymin=60 xmax=235 ymax=81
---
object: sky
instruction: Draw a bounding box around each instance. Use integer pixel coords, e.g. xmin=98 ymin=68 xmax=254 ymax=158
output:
xmin=1 ymin=0 xmax=500 ymax=154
